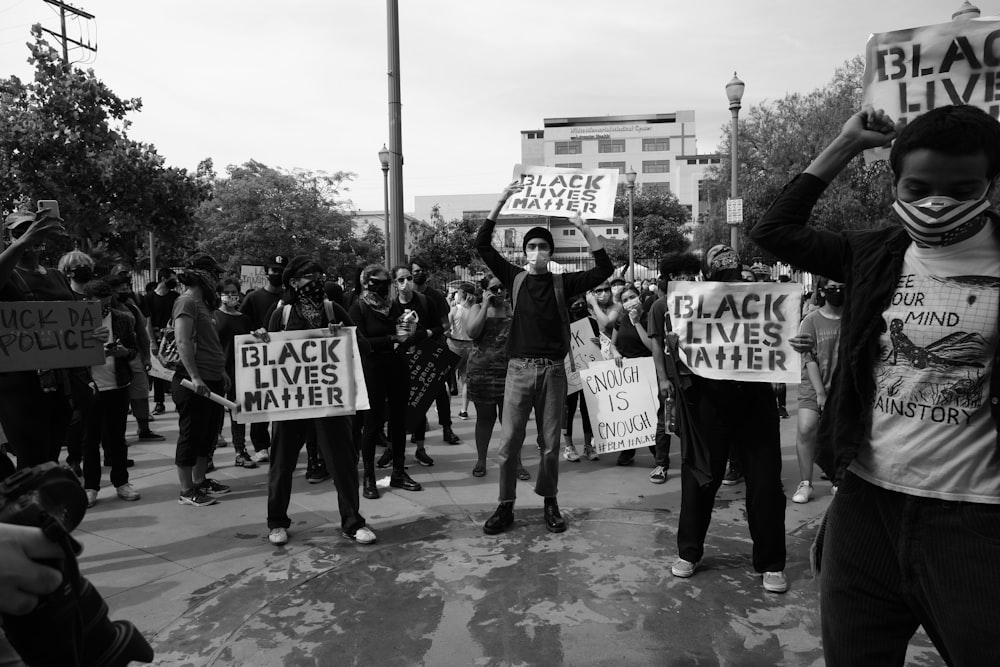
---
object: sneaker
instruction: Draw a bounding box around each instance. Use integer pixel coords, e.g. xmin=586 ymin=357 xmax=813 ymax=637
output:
xmin=649 ymin=466 xmax=667 ymax=484
xmin=671 ymin=557 xmax=699 ymax=578
xmin=235 ymin=452 xmax=258 ymax=469
xmin=516 ymin=466 xmax=531 ymax=481
xmin=85 ymin=489 xmax=98 ymax=508
xmin=115 ymin=483 xmax=140 ymax=501
xmin=721 ymin=465 xmax=744 ymax=485
xmin=136 ymin=430 xmax=165 ymax=442
xmin=305 ymin=464 xmax=330 ymax=484
xmin=345 ymin=526 xmax=377 ymax=544
xmin=252 ymin=450 xmax=269 ymax=463
xmin=442 ymin=427 xmax=461 ymax=445
xmin=777 ymin=406 xmax=790 ymax=419
xmin=563 ymin=444 xmax=580 ymax=462
xmin=791 ymin=481 xmax=813 ymax=504
xmin=376 ymin=447 xmax=393 ymax=469
xmin=763 ymin=571 xmax=788 ymax=593
xmin=152 ymin=402 xmax=166 ymax=415
xmin=457 ymin=411 xmax=469 ymax=420
xmin=199 ymin=478 xmax=231 ymax=495
xmin=414 ymin=449 xmax=435 ymax=467
xmin=582 ymin=443 xmax=599 ymax=461
xmin=268 ymin=527 xmax=288 ymax=546
xmin=178 ymin=488 xmax=217 ymax=507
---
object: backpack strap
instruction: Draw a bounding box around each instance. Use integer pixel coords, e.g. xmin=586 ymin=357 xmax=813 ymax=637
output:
xmin=324 ymin=299 xmax=337 ymax=324
xmin=281 ymin=304 xmax=292 ymax=331
xmin=553 ymin=273 xmax=576 ymax=372
xmin=511 ymin=271 xmax=527 ymax=313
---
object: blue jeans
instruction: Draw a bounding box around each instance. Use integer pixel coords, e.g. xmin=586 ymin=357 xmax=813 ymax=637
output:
xmin=821 ymin=472 xmax=1000 ymax=666
xmin=497 ymin=359 xmax=566 ymax=502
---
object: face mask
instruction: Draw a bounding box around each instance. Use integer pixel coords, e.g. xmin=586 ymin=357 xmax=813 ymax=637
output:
xmin=369 ymin=280 xmax=390 ymax=298
xmin=412 ymin=272 xmax=428 ymax=286
xmin=296 ymin=279 xmax=325 ymax=303
xmin=526 ymin=249 xmax=549 ymax=265
xmin=221 ymin=295 xmax=240 ymax=308
xmin=892 ymin=194 xmax=991 ymax=247
xmin=267 ymin=274 xmax=283 ymax=288
xmin=70 ymin=266 xmax=93 ymax=283
xmin=164 ymin=279 xmax=178 ymax=290
xmin=824 ymin=291 xmax=845 ymax=308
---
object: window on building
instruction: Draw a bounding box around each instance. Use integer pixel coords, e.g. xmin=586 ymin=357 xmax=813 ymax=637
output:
xmin=598 ymin=161 xmax=626 ymax=174
xmin=616 ymin=183 xmax=627 ymax=196
xmin=598 ymin=139 xmax=626 ymax=153
xmin=525 ymin=131 xmax=544 ymax=139
xmin=643 ymin=182 xmax=671 ymax=196
xmin=462 ymin=210 xmax=490 ymax=221
xmin=606 ymin=228 xmax=616 ymax=235
xmin=642 ymin=138 xmax=670 ymax=152
xmin=562 ymin=229 xmax=576 ymax=236
xmin=555 ymin=140 xmax=582 ymax=155
xmin=555 ymin=162 xmax=582 ymax=168
xmin=643 ymin=160 xmax=671 ymax=174
xmin=687 ymin=159 xmax=697 ymax=165
xmin=699 ymin=158 xmax=709 ymax=164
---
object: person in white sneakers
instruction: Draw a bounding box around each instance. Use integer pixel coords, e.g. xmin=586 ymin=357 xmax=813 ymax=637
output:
xmin=790 ymin=278 xmax=844 ymax=504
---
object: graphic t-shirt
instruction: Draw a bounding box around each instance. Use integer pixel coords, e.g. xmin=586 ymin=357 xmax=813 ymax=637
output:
xmin=853 ymin=223 xmax=1000 ymax=503
xmin=797 ymin=309 xmax=841 ymax=403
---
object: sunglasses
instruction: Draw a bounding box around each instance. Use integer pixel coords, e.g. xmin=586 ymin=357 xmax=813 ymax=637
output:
xmin=297 ymin=273 xmax=325 ymax=283
xmin=593 ymin=288 xmax=610 ymax=294
xmin=222 ymin=291 xmax=240 ymax=296
xmin=488 ymin=285 xmax=504 ymax=294
xmin=823 ymin=287 xmax=844 ymax=294
xmin=396 ymin=276 xmax=413 ymax=284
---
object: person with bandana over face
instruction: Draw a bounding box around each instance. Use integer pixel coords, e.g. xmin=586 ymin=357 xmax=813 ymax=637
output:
xmin=0 ymin=205 xmax=107 ymax=476
xmin=752 ymin=105 xmax=1000 ymax=666
xmin=669 ymin=244 xmax=788 ymax=595
xmin=171 ymin=253 xmax=231 ymax=507
xmin=350 ymin=264 xmax=425 ymax=499
xmin=475 ymin=180 xmax=613 ymax=535
xmin=262 ymin=256 xmax=376 ymax=546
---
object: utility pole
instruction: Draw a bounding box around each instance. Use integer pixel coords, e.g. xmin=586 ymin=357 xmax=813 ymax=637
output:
xmin=40 ymin=0 xmax=96 ymax=66
xmin=386 ymin=0 xmax=405 ymax=267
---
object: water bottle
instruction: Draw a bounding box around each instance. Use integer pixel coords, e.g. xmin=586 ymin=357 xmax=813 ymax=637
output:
xmin=663 ymin=396 xmax=677 ymax=434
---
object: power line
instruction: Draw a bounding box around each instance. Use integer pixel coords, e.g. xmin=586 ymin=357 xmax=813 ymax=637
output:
xmin=39 ymin=0 xmax=95 ymax=65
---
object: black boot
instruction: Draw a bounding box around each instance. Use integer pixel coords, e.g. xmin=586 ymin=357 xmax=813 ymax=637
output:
xmin=543 ymin=497 xmax=566 ymax=533
xmin=483 ymin=501 xmax=515 ymax=535
xmin=363 ymin=472 xmax=379 ymax=499
xmin=443 ymin=426 xmax=461 ymax=445
xmin=389 ymin=468 xmax=422 ymax=491
xmin=305 ymin=441 xmax=330 ymax=484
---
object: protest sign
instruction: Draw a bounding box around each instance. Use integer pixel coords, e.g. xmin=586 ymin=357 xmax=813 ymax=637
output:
xmin=406 ymin=338 xmax=460 ymax=431
xmin=665 ymin=282 xmax=801 ymax=383
xmin=580 ymin=358 xmax=659 ymax=455
xmin=0 ymin=301 xmax=104 ymax=372
xmin=566 ymin=318 xmax=604 ymax=394
xmin=234 ymin=327 xmax=369 ymax=424
xmin=240 ymin=265 xmax=268 ymax=292
xmin=862 ymin=18 xmax=1000 ymax=161
xmin=501 ymin=164 xmax=620 ymax=221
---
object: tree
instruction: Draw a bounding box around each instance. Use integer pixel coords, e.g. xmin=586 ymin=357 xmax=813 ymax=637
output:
xmin=0 ymin=28 xmax=207 ymax=266
xmin=195 ymin=161 xmax=360 ymax=275
xmin=698 ymin=57 xmax=895 ymax=263
xmin=408 ymin=205 xmax=488 ymax=284
xmin=612 ymin=188 xmax=691 ymax=269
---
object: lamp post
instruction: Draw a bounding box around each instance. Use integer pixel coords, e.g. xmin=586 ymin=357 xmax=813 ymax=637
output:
xmin=625 ymin=167 xmax=637 ymax=282
xmin=726 ymin=72 xmax=745 ymax=253
xmin=378 ymin=144 xmax=391 ymax=267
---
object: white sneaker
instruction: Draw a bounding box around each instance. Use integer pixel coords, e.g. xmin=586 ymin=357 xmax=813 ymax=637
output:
xmin=563 ymin=445 xmax=580 ymax=462
xmin=671 ymin=557 xmax=699 ymax=578
xmin=253 ymin=450 xmax=270 ymax=463
xmin=85 ymin=489 xmax=98 ymax=508
xmin=116 ymin=483 xmax=140 ymax=501
xmin=345 ymin=526 xmax=377 ymax=544
xmin=763 ymin=571 xmax=788 ymax=593
xmin=649 ymin=466 xmax=667 ymax=484
xmin=268 ymin=527 xmax=288 ymax=546
xmin=792 ymin=481 xmax=813 ymax=504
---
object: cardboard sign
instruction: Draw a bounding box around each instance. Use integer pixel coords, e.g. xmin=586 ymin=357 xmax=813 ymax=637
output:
xmin=665 ymin=282 xmax=801 ymax=383
xmin=565 ymin=318 xmax=604 ymax=394
xmin=406 ymin=337 xmax=460 ymax=431
xmin=234 ymin=327 xmax=370 ymax=424
xmin=0 ymin=301 xmax=105 ymax=372
xmin=580 ymin=358 xmax=659 ymax=454
xmin=240 ymin=265 xmax=268 ymax=293
xmin=862 ymin=18 xmax=1000 ymax=161
xmin=501 ymin=164 xmax=620 ymax=221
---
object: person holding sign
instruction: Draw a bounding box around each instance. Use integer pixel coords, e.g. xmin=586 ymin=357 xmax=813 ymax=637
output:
xmin=752 ymin=105 xmax=1000 ymax=666
xmin=611 ymin=284 xmax=659 ymax=468
xmin=476 ymin=180 xmax=613 ymax=535
xmin=668 ymin=245 xmax=788 ymax=594
xmin=262 ymin=256 xmax=375 ymax=547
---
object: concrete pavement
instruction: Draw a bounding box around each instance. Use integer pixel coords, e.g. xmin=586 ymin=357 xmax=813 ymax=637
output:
xmin=72 ymin=389 xmax=943 ymax=666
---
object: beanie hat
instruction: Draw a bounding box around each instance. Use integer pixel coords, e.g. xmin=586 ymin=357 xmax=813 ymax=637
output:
xmin=522 ymin=227 xmax=554 ymax=253
xmin=703 ymin=244 xmax=740 ymax=279
xmin=282 ymin=255 xmax=324 ymax=286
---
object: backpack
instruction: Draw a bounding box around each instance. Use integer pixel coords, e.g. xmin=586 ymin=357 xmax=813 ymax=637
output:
xmin=510 ymin=271 xmax=576 ymax=372
xmin=156 ymin=319 xmax=186 ymax=371
xmin=279 ymin=300 xmax=337 ymax=330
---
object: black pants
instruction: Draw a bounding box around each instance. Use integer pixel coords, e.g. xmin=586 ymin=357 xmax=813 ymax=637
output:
xmin=0 ymin=376 xmax=72 ymax=469
xmin=152 ymin=377 xmax=169 ymax=404
xmin=267 ymin=416 xmax=364 ymax=534
xmin=677 ymin=378 xmax=786 ymax=573
xmin=82 ymin=387 xmax=130 ymax=490
xmin=361 ymin=358 xmax=409 ymax=474
xmin=172 ymin=376 xmax=225 ymax=467
xmin=411 ymin=386 xmax=453 ymax=441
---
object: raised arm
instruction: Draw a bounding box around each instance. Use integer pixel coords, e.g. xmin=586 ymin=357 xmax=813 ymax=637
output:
xmin=476 ymin=181 xmax=524 ymax=288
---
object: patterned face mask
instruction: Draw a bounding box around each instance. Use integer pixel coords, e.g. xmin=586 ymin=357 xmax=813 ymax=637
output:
xmin=892 ymin=194 xmax=991 ymax=247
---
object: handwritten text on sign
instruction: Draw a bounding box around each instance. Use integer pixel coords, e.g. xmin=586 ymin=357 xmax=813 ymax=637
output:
xmin=580 ymin=358 xmax=659 ymax=454
xmin=240 ymin=265 xmax=268 ymax=293
xmin=666 ymin=282 xmax=801 ymax=383
xmin=565 ymin=318 xmax=603 ymax=395
xmin=0 ymin=301 xmax=104 ymax=372
xmin=234 ymin=328 xmax=361 ymax=424
xmin=862 ymin=19 xmax=1000 ymax=160
xmin=501 ymin=164 xmax=620 ymax=221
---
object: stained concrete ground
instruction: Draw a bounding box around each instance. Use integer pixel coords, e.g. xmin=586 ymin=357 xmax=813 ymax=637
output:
xmin=75 ymin=387 xmax=945 ymax=666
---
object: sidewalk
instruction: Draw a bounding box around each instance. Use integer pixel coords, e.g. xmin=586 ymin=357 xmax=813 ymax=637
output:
xmin=74 ymin=389 xmax=942 ymax=666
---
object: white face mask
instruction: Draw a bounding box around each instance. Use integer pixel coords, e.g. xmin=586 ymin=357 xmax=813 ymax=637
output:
xmin=221 ymin=295 xmax=239 ymax=307
xmin=892 ymin=194 xmax=991 ymax=247
xmin=526 ymin=249 xmax=549 ymax=266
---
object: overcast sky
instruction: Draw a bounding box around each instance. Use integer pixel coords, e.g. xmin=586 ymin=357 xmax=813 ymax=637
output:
xmin=0 ymin=1 xmax=989 ymax=212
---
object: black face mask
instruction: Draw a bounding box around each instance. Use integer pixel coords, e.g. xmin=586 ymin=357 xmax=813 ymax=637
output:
xmin=164 ymin=279 xmax=178 ymax=290
xmin=824 ymin=291 xmax=845 ymax=307
xmin=296 ymin=279 xmax=325 ymax=303
xmin=267 ymin=274 xmax=283 ymax=288
xmin=70 ymin=266 xmax=93 ymax=283
xmin=412 ymin=273 xmax=428 ymax=286
xmin=368 ymin=280 xmax=390 ymax=298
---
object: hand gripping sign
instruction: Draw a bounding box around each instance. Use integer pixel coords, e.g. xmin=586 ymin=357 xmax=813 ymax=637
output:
xmin=501 ymin=164 xmax=620 ymax=221
xmin=665 ymin=281 xmax=802 ymax=383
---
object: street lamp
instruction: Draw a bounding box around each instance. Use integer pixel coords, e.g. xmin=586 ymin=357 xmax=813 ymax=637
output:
xmin=625 ymin=167 xmax=637 ymax=282
xmin=378 ymin=144 xmax=391 ymax=268
xmin=726 ymin=72 xmax=745 ymax=252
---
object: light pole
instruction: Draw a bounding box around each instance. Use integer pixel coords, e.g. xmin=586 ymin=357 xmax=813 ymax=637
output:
xmin=726 ymin=72 xmax=745 ymax=253
xmin=378 ymin=144 xmax=391 ymax=268
xmin=625 ymin=167 xmax=637 ymax=282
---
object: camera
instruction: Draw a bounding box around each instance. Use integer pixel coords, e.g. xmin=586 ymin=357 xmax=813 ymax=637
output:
xmin=0 ymin=463 xmax=153 ymax=666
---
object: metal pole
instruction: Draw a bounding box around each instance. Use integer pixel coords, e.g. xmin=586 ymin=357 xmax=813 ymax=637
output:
xmin=627 ymin=184 xmax=635 ymax=282
xmin=386 ymin=0 xmax=405 ymax=267
xmin=381 ymin=167 xmax=391 ymax=268
xmin=148 ymin=231 xmax=155 ymax=276
xmin=730 ymin=107 xmax=740 ymax=252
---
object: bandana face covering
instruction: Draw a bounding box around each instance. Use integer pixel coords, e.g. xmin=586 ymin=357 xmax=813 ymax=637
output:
xmin=892 ymin=195 xmax=991 ymax=247
xmin=296 ymin=279 xmax=325 ymax=304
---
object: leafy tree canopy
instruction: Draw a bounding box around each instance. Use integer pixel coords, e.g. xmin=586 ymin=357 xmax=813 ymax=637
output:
xmin=407 ymin=205 xmax=489 ymax=285
xmin=611 ymin=187 xmax=691 ymax=269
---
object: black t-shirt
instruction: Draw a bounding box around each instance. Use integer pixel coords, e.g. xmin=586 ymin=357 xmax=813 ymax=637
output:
xmin=213 ymin=309 xmax=253 ymax=377
xmin=241 ymin=287 xmax=283 ymax=330
xmin=615 ymin=313 xmax=652 ymax=359
xmin=0 ymin=266 xmax=74 ymax=301
xmin=144 ymin=290 xmax=179 ymax=329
